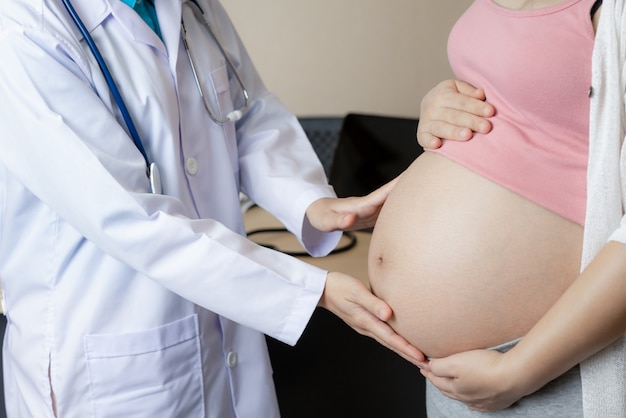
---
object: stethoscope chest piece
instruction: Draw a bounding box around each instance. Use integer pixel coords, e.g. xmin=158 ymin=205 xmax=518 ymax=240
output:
xmin=149 ymin=162 xmax=162 ymax=194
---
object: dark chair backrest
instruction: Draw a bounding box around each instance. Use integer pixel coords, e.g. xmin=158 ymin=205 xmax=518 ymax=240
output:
xmin=329 ymin=113 xmax=422 ymax=197
xmin=298 ymin=117 xmax=344 ymax=177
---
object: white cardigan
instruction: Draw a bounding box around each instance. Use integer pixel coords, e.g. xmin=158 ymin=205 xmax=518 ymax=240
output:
xmin=582 ymin=0 xmax=626 ymax=416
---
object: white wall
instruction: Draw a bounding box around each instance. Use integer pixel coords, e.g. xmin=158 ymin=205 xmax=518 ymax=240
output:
xmin=222 ymin=0 xmax=472 ymax=118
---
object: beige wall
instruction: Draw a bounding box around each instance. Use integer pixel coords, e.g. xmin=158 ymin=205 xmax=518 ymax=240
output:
xmin=222 ymin=0 xmax=472 ymax=118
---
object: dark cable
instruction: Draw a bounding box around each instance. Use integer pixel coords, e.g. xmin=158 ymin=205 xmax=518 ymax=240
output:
xmin=246 ymin=228 xmax=358 ymax=257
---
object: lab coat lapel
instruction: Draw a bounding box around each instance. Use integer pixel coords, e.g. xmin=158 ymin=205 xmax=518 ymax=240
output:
xmin=155 ymin=0 xmax=184 ymax=82
xmin=58 ymin=0 xmax=167 ymax=54
xmin=107 ymin=0 xmax=167 ymax=54
xmin=64 ymin=0 xmax=109 ymax=31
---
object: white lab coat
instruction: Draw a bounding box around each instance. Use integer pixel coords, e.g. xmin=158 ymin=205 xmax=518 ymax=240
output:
xmin=0 ymin=0 xmax=341 ymax=416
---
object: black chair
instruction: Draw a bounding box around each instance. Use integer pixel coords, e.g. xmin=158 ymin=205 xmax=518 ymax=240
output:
xmin=266 ymin=113 xmax=426 ymax=418
xmin=298 ymin=117 xmax=344 ymax=177
xmin=329 ymin=113 xmax=422 ymax=197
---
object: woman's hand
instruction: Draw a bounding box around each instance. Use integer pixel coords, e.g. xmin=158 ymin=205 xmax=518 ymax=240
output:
xmin=421 ymin=349 xmax=528 ymax=412
xmin=417 ymin=80 xmax=495 ymax=149
xmin=305 ymin=177 xmax=399 ymax=232
xmin=318 ymin=271 xmax=427 ymax=368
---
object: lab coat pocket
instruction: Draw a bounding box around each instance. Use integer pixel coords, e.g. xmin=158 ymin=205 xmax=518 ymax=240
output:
xmin=209 ymin=65 xmax=238 ymax=170
xmin=84 ymin=314 xmax=204 ymax=418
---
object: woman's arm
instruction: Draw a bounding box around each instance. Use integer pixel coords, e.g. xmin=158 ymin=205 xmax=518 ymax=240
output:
xmin=422 ymin=240 xmax=626 ymax=411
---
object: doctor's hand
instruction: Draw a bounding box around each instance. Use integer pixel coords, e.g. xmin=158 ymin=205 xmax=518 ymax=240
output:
xmin=318 ymin=271 xmax=427 ymax=368
xmin=417 ymin=79 xmax=495 ymax=150
xmin=421 ymin=349 xmax=529 ymax=412
xmin=305 ymin=178 xmax=399 ymax=232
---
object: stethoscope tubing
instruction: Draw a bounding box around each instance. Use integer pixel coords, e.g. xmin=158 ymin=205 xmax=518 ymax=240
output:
xmin=61 ymin=0 xmax=151 ymax=172
xmin=182 ymin=0 xmax=249 ymax=124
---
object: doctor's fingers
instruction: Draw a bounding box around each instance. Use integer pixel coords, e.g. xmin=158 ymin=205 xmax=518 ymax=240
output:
xmin=366 ymin=321 xmax=429 ymax=368
xmin=345 ymin=303 xmax=426 ymax=367
xmin=324 ymin=274 xmax=427 ymax=366
xmin=341 ymin=178 xmax=401 ymax=226
xmin=346 ymin=289 xmax=427 ymax=366
xmin=311 ymin=186 xmax=397 ymax=232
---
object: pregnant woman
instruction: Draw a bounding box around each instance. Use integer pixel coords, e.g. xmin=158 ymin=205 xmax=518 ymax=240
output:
xmin=368 ymin=0 xmax=626 ymax=416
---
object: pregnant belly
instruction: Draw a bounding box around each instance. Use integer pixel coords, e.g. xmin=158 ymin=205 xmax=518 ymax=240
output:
xmin=368 ymin=152 xmax=583 ymax=359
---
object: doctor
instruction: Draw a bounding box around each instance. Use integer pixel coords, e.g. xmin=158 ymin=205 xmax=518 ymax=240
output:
xmin=0 ymin=0 xmax=424 ymax=417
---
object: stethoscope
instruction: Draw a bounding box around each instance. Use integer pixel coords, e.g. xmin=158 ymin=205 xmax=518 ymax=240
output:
xmin=61 ymin=0 xmax=250 ymax=194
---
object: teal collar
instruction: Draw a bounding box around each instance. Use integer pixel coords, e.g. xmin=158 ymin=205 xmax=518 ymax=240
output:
xmin=120 ymin=0 xmax=162 ymax=39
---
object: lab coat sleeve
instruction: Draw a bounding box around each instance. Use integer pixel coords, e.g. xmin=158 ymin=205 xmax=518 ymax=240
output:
xmin=202 ymin=0 xmax=342 ymax=255
xmin=0 ymin=23 xmax=325 ymax=346
xmin=237 ymin=96 xmax=342 ymax=256
xmin=238 ymin=95 xmax=342 ymax=256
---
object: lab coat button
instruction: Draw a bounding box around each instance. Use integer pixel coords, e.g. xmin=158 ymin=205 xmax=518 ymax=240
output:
xmin=226 ymin=351 xmax=238 ymax=368
xmin=185 ymin=157 xmax=198 ymax=175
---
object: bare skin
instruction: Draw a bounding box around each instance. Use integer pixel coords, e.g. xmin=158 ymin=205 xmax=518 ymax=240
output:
xmin=368 ymin=152 xmax=583 ymax=359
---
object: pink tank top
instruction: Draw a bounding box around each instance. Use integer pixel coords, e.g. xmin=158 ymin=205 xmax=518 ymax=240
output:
xmin=433 ymin=0 xmax=596 ymax=225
